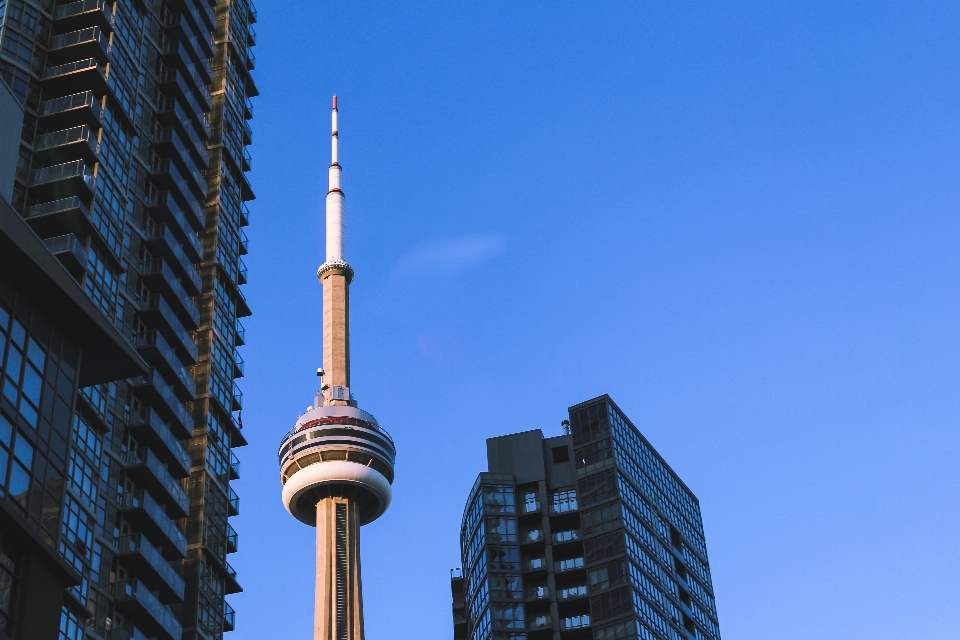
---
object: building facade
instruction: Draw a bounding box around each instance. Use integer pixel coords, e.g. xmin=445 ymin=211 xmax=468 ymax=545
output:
xmin=0 ymin=0 xmax=255 ymax=638
xmin=452 ymin=395 xmax=721 ymax=640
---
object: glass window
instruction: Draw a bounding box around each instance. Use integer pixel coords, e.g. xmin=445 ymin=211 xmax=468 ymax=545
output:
xmin=12 ymin=436 xmax=32 ymax=471
xmin=25 ymin=338 xmax=44 ymax=370
xmin=488 ymin=546 xmax=520 ymax=571
xmin=489 ymin=574 xmax=522 ymax=600
xmin=491 ymin=603 xmax=524 ymax=629
xmin=551 ymin=489 xmax=578 ymax=513
xmin=486 ymin=517 xmax=518 ymax=543
xmin=0 ymin=414 xmax=10 ymax=446
xmin=482 ymin=485 xmax=515 ymax=513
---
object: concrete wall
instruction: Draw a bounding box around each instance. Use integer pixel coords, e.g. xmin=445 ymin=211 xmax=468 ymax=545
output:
xmin=0 ymin=79 xmax=23 ymax=204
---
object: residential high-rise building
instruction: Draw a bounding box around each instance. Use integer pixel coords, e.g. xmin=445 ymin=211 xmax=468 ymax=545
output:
xmin=0 ymin=0 xmax=256 ymax=639
xmin=278 ymin=97 xmax=396 ymax=640
xmin=451 ymin=395 xmax=721 ymax=640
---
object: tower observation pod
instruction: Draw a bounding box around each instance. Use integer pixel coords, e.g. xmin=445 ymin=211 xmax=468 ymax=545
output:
xmin=279 ymin=96 xmax=395 ymax=640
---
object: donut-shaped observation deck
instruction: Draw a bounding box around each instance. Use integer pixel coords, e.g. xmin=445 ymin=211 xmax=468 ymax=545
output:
xmin=279 ymin=404 xmax=395 ymax=526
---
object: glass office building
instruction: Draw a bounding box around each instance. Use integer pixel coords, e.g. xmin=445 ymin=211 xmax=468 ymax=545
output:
xmin=452 ymin=395 xmax=721 ymax=640
xmin=0 ymin=0 xmax=255 ymax=638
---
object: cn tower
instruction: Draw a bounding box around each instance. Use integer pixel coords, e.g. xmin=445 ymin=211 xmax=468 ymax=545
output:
xmin=279 ymin=96 xmax=395 ymax=640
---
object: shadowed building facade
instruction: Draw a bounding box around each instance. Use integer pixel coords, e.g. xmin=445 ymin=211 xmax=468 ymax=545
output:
xmin=452 ymin=395 xmax=722 ymax=640
xmin=277 ymin=97 xmax=395 ymax=640
xmin=0 ymin=1 xmax=256 ymax=638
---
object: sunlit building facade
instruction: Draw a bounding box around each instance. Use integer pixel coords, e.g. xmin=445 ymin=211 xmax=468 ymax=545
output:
xmin=0 ymin=0 xmax=255 ymax=638
xmin=452 ymin=395 xmax=722 ymax=640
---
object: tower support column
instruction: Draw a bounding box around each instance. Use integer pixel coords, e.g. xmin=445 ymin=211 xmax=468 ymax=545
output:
xmin=315 ymin=497 xmax=365 ymax=640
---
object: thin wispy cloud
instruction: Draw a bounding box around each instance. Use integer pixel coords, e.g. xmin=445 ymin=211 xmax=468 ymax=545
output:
xmin=392 ymin=234 xmax=505 ymax=278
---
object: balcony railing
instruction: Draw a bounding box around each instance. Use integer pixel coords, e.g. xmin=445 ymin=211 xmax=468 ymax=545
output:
xmin=129 ymin=407 xmax=190 ymax=478
xmin=524 ymin=557 xmax=546 ymax=572
xmin=235 ymin=319 xmax=245 ymax=346
xmin=48 ymin=26 xmax=110 ymax=62
xmin=139 ymin=256 xmax=200 ymax=327
xmin=521 ymin=529 xmax=543 ymax=544
xmin=226 ymin=523 xmax=238 ymax=554
xmin=112 ymin=579 xmax=182 ymax=640
xmin=131 ymin=368 xmax=194 ymax=439
xmin=43 ymin=234 xmax=86 ymax=278
xmin=522 ymin=499 xmax=541 ymax=514
xmin=142 ymin=223 xmax=202 ymax=295
xmin=54 ymin=0 xmax=113 ymax=33
xmin=135 ymin=329 xmax=197 ymax=401
xmin=30 ymin=159 xmax=95 ymax=199
xmin=525 ymin=586 xmax=549 ymax=601
xmin=39 ymin=90 xmax=103 ymax=128
xmin=224 ymin=601 xmax=236 ymax=632
xmin=117 ymin=533 xmax=185 ymax=604
xmin=528 ymin=615 xmax=551 ymax=631
xmin=554 ymin=557 xmax=584 ymax=572
xmin=35 ymin=124 xmax=99 ymax=164
xmin=120 ymin=489 xmax=187 ymax=559
xmin=24 ymin=196 xmax=92 ymax=240
xmin=229 ymin=450 xmax=240 ymax=479
xmin=553 ymin=529 xmax=580 ymax=544
xmin=139 ymin=293 xmax=199 ymax=362
xmin=558 ymin=585 xmax=587 ymax=600
xmin=228 ymin=485 xmax=239 ymax=516
xmin=126 ymin=446 xmax=190 ymax=517
xmin=562 ymin=615 xmax=590 ymax=630
xmin=42 ymin=57 xmax=108 ymax=94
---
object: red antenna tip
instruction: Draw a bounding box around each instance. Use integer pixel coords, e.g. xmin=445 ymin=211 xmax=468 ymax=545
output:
xmin=332 ymin=95 xmax=338 ymax=109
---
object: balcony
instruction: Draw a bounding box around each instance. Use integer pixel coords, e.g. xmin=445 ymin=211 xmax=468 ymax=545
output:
xmin=139 ymin=293 xmax=198 ymax=362
xmin=239 ymin=202 xmax=250 ymax=226
xmin=244 ymin=97 xmax=253 ymax=120
xmin=153 ymin=125 xmax=208 ymax=179
xmin=235 ymin=319 xmax=245 ymax=346
xmin=113 ymin=579 xmax=182 ymax=640
xmin=554 ymin=557 xmax=584 ymax=573
xmin=142 ymin=223 xmax=202 ymax=295
xmin=117 ymin=533 xmax=185 ymax=604
xmin=227 ymin=485 xmax=239 ymax=516
xmin=524 ymin=557 xmax=546 ymax=573
xmin=43 ymin=234 xmax=86 ymax=279
xmin=48 ymin=26 xmax=110 ymax=64
xmin=162 ymin=10 xmax=214 ymax=58
xmin=242 ymin=146 xmax=252 ymax=172
xmin=158 ymin=65 xmax=211 ymax=115
xmin=42 ymin=57 xmax=107 ymax=96
xmin=35 ymin=124 xmax=99 ymax=164
xmin=558 ymin=585 xmax=587 ymax=600
xmin=229 ymin=450 xmax=240 ymax=480
xmin=160 ymin=37 xmax=213 ymax=85
xmin=135 ymin=330 xmax=196 ymax=401
xmin=150 ymin=157 xmax=206 ymax=203
xmin=232 ymin=382 xmax=243 ymax=411
xmin=553 ymin=530 xmax=581 ymax=544
xmin=128 ymin=407 xmax=190 ymax=478
xmin=225 ymin=560 xmax=241 ymax=594
xmin=226 ymin=523 xmax=238 ymax=554
xmin=132 ymin=368 xmax=194 ymax=439
xmin=25 ymin=196 xmax=92 ymax=240
xmin=242 ymin=120 xmax=252 ymax=145
xmin=39 ymin=91 xmax=103 ymax=129
xmin=521 ymin=529 xmax=543 ymax=544
xmin=239 ymin=229 xmax=249 ymax=255
xmin=224 ymin=601 xmax=236 ymax=632
xmin=562 ymin=615 xmax=590 ymax=630
xmin=528 ymin=615 xmax=551 ymax=631
xmin=54 ymin=0 xmax=114 ymax=31
xmin=139 ymin=257 xmax=200 ymax=327
xmin=156 ymin=95 xmax=210 ymax=147
xmin=120 ymin=489 xmax=187 ymax=560
xmin=525 ymin=586 xmax=549 ymax=602
xmin=237 ymin=258 xmax=248 ymax=285
xmin=30 ymin=159 xmax=95 ymax=200
xmin=105 ymin=626 xmax=150 ymax=640
xmin=521 ymin=499 xmax=541 ymax=515
xmin=125 ymin=446 xmax=190 ymax=518
xmin=147 ymin=188 xmax=204 ymax=238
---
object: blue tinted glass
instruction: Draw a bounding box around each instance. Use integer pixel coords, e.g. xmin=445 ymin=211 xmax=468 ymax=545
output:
xmin=21 ymin=365 xmax=41 ymax=407
xmin=19 ymin=401 xmax=37 ymax=428
xmin=0 ymin=413 xmax=10 ymax=446
xmin=0 ymin=304 xmax=8 ymax=332
xmin=5 ymin=347 xmax=21 ymax=380
xmin=9 ymin=320 xmax=24 ymax=349
xmin=26 ymin=338 xmax=45 ymax=370
xmin=13 ymin=434 xmax=33 ymax=470
xmin=2 ymin=378 xmax=17 ymax=405
xmin=8 ymin=462 xmax=29 ymax=500
xmin=0 ymin=449 xmax=6 ymax=485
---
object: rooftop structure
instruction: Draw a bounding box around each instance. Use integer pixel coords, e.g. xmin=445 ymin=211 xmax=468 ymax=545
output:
xmin=278 ymin=97 xmax=396 ymax=640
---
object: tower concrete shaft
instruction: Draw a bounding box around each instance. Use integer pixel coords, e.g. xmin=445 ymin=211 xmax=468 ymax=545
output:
xmin=315 ymin=498 xmax=364 ymax=640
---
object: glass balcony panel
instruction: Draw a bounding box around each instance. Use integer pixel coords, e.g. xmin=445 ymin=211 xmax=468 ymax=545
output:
xmin=138 ymin=293 xmax=199 ymax=363
xmin=134 ymin=329 xmax=196 ymax=401
xmin=30 ymin=159 xmax=95 ymax=200
xmin=117 ymin=533 xmax=185 ymax=604
xmin=120 ymin=489 xmax=187 ymax=560
xmin=125 ymin=446 xmax=190 ymax=517
xmin=132 ymin=368 xmax=194 ymax=439
xmin=128 ymin=407 xmax=190 ymax=478
xmin=112 ymin=578 xmax=182 ymax=640
xmin=47 ymin=26 xmax=110 ymax=63
xmin=42 ymin=234 xmax=87 ymax=278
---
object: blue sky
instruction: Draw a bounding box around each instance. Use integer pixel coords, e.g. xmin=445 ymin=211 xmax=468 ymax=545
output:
xmin=232 ymin=3 xmax=960 ymax=638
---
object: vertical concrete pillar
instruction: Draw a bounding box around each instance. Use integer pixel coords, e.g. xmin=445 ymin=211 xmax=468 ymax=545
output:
xmin=315 ymin=497 xmax=364 ymax=640
xmin=321 ymin=269 xmax=351 ymax=402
